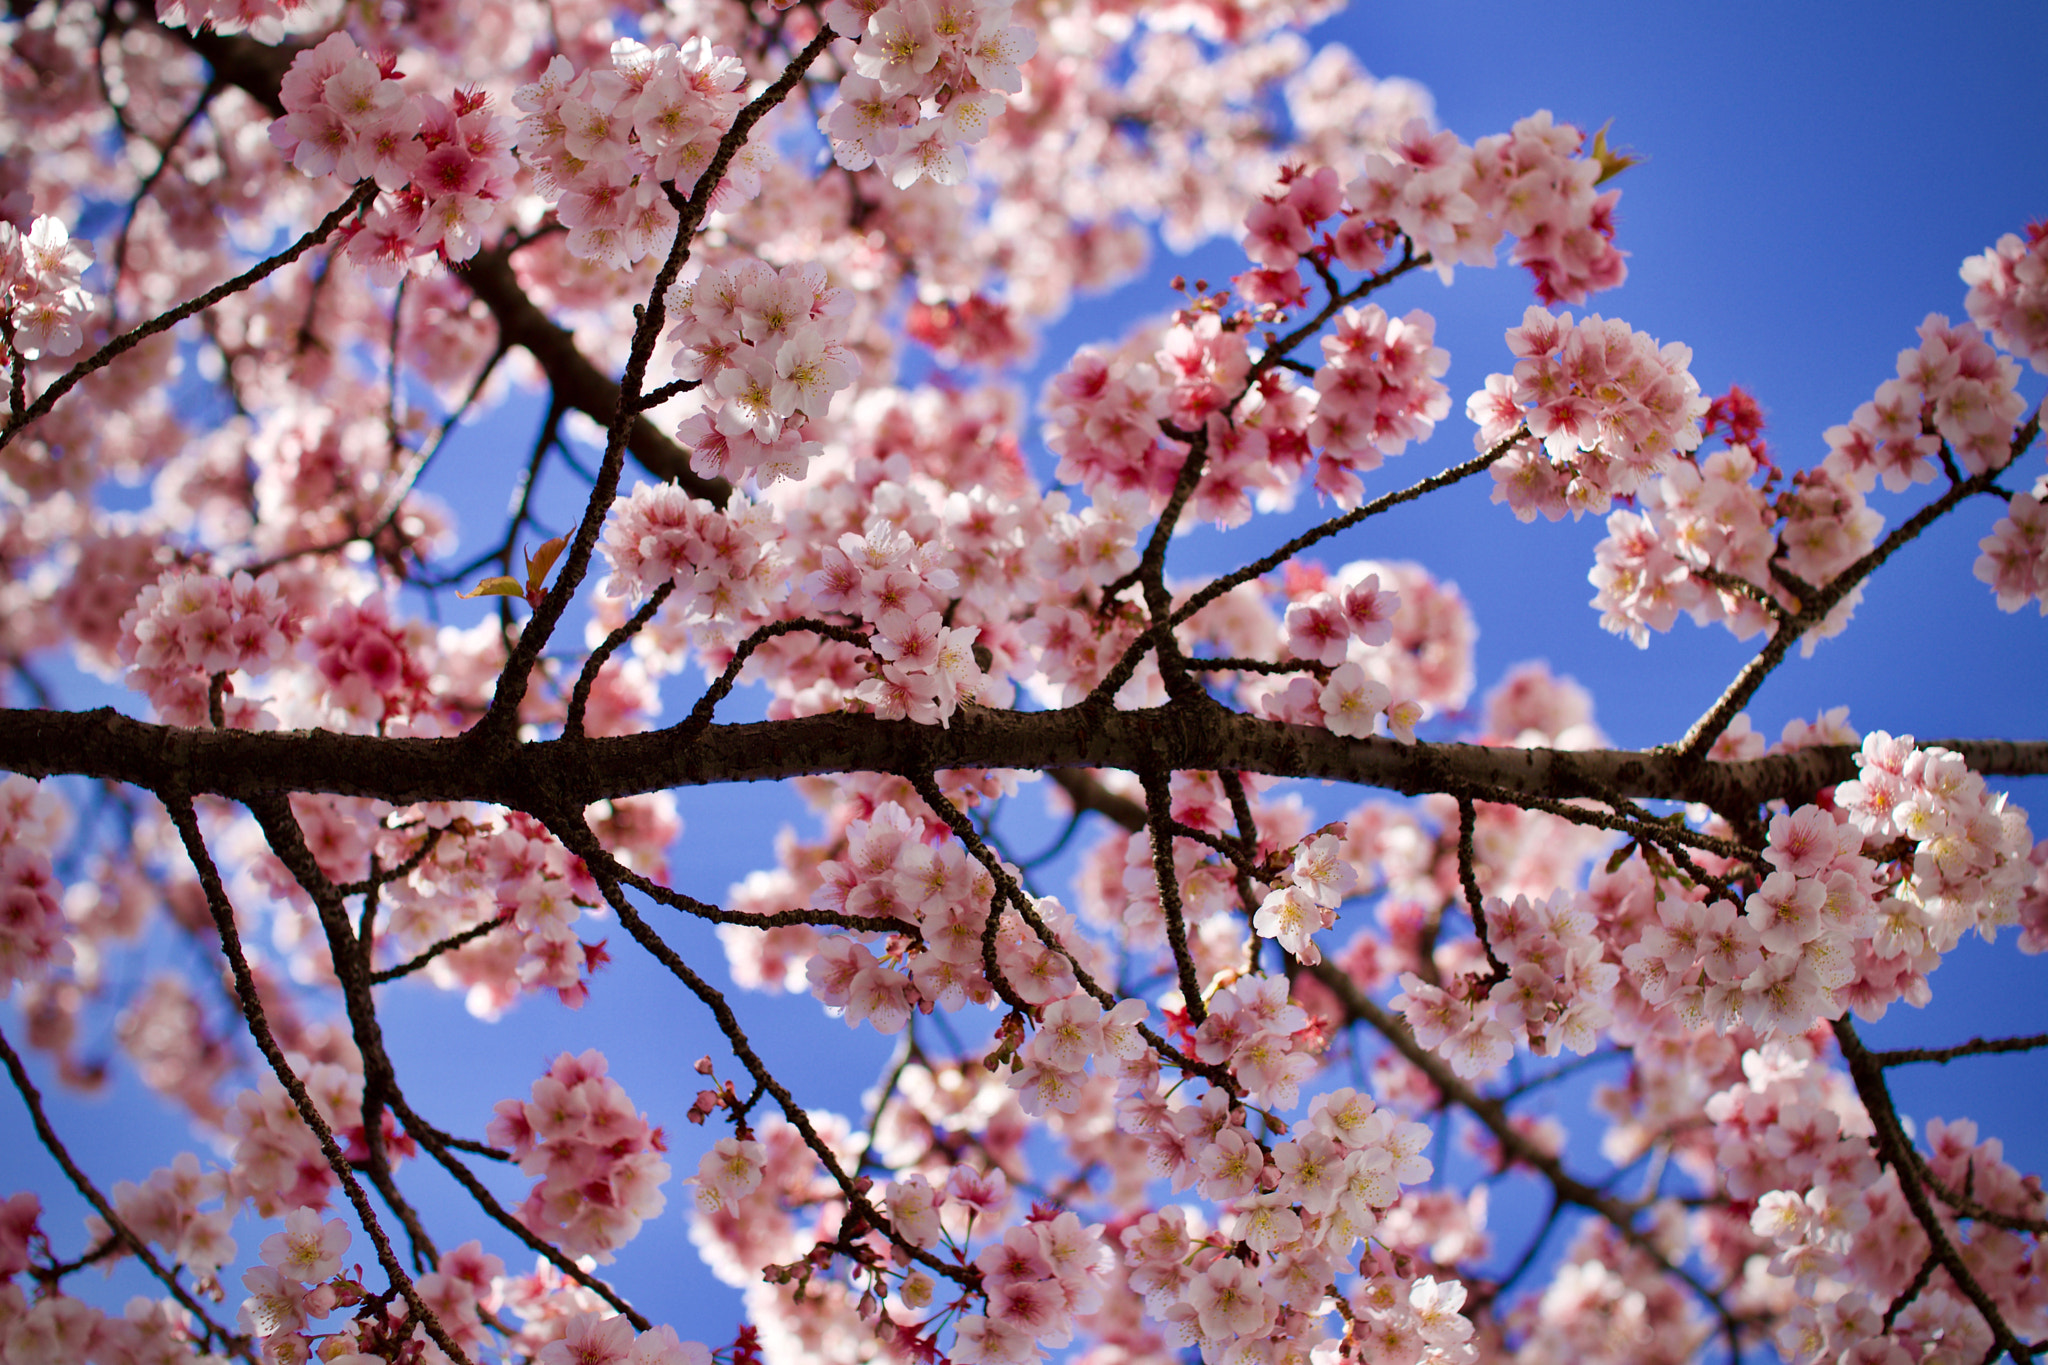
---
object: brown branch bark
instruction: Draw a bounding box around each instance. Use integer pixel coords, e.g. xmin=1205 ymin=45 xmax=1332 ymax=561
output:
xmin=162 ymin=791 xmax=474 ymax=1365
xmin=163 ymin=21 xmax=726 ymax=502
xmin=6 ymin=705 xmax=2040 ymax=816
xmin=452 ymin=250 xmax=722 ymax=499
xmin=1832 ymin=1018 xmax=2035 ymax=1365
xmin=0 ymin=1027 xmax=254 ymax=1362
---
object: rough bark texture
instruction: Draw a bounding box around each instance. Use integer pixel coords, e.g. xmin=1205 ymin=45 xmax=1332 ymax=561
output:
xmin=5 ymin=704 xmax=2041 ymax=813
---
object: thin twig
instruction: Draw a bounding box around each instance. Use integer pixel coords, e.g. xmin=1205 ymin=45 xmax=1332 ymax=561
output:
xmin=471 ymin=24 xmax=840 ymax=738
xmin=0 ymin=1026 xmax=252 ymax=1362
xmin=565 ymin=581 xmax=676 ymax=740
xmin=1 ymin=181 xmax=375 ymax=450
xmin=162 ymin=790 xmax=474 ymax=1365
xmin=1832 ymin=1017 xmax=2034 ymax=1365
xmin=1305 ymin=958 xmax=1751 ymax=1356
xmin=1454 ymin=792 xmax=1508 ymax=981
xmin=1137 ymin=757 xmax=1210 ymax=1022
xmin=1171 ymin=427 xmax=1529 ymax=626
xmin=540 ymin=806 xmax=975 ymax=1292
xmin=1870 ymin=1033 xmax=2048 ymax=1068
xmin=1675 ymin=411 xmax=2040 ymax=762
xmin=368 ymin=917 xmax=509 ymax=984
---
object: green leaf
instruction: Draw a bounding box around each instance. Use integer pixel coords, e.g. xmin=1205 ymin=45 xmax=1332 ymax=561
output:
xmin=1589 ymin=119 xmax=1644 ymax=185
xmin=456 ymin=576 xmax=524 ymax=600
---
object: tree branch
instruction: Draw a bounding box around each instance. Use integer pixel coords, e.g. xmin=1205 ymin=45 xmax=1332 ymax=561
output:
xmin=1832 ymin=1017 xmax=2035 ymax=1365
xmin=9 ymin=706 xmax=2038 ymax=817
xmin=0 ymin=1026 xmax=253 ymax=1362
xmin=162 ymin=790 xmax=474 ymax=1365
xmin=0 ymin=181 xmax=375 ymax=452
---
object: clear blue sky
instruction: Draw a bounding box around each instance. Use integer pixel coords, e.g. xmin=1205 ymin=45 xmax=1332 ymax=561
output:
xmin=5 ymin=0 xmax=2044 ymax=1354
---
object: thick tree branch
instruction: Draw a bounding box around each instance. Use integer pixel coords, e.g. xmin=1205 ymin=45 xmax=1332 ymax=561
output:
xmin=7 ymin=706 xmax=2040 ymax=816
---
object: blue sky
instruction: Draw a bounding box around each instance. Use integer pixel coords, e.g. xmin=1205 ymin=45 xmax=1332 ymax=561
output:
xmin=5 ymin=0 xmax=2046 ymax=1354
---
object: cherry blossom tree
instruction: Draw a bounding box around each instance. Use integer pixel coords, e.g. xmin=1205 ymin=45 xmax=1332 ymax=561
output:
xmin=0 ymin=2 xmax=2044 ymax=1365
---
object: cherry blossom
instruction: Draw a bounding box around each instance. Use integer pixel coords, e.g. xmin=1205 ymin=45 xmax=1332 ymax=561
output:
xmin=0 ymin=9 xmax=2042 ymax=1365
xmin=487 ymin=1051 xmax=672 ymax=1263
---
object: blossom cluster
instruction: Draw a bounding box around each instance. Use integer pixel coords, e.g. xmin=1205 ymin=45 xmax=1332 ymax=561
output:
xmin=808 ymin=521 xmax=994 ymax=727
xmin=1043 ymin=290 xmax=1446 ymax=523
xmin=373 ymin=807 xmax=619 ymax=1016
xmin=153 ymin=0 xmax=315 ymax=43
xmin=117 ymin=567 xmax=297 ymax=728
xmin=1587 ymin=446 xmax=1882 ymax=650
xmin=1343 ymin=1273 xmax=1478 ymax=1365
xmin=104 ymin=1154 xmax=237 ymax=1279
xmin=225 ymin=1061 xmax=376 ymax=1218
xmin=1040 ymin=340 xmax=1175 ymax=508
xmin=1343 ymin=561 xmax=1474 ymax=714
xmin=0 ymin=214 xmax=95 ymax=360
xmin=1599 ymin=735 xmax=2034 ymax=1043
xmin=267 ymin=34 xmax=407 ymax=189
xmin=1975 ymin=485 xmax=2048 ymax=614
xmin=1711 ymin=1042 xmax=2048 ymax=1365
xmin=1396 ymin=889 xmax=1621 ymax=1080
xmin=268 ymin=33 xmax=521 ymax=275
xmin=486 ymin=1050 xmax=672 ymax=1263
xmin=644 ymin=448 xmax=1043 ymax=718
xmin=304 ymin=597 xmax=434 ymax=731
xmin=598 ymin=483 xmax=782 ymax=624
xmin=1012 ymin=487 xmax=1143 ymax=607
xmin=666 ymin=261 xmax=862 ymax=486
xmin=1628 ymin=807 xmax=1876 ymax=1037
xmin=0 ymin=775 xmax=70 ymax=994
xmin=1961 ymin=223 xmax=2048 ymax=372
xmin=0 ymin=1270 xmax=196 ymax=1365
xmin=1822 ymin=313 xmax=2027 ymax=490
xmin=235 ymin=1208 xmax=353 ymax=1358
xmin=804 ymin=802 xmax=1089 ymax=1027
xmin=514 ymin=37 xmax=754 ymax=268
xmin=1306 ymin=662 xmax=1403 ymax=741
xmin=1114 ymin=1086 xmax=1446 ymax=1360
xmin=1307 ymin=303 xmax=1452 ymax=504
xmin=1479 ymin=659 xmax=1600 ymax=749
xmin=1251 ymin=830 xmax=1359 ymax=965
xmin=1469 ymin=305 xmax=1709 ymax=522
xmin=1071 ymin=771 xmax=1306 ymax=976
xmin=905 ymin=292 xmax=1030 ymax=368
xmin=415 ymin=1241 xmax=509 ymax=1363
xmin=949 ymin=1212 xmax=1111 ymax=1363
xmin=529 ymin=1313 xmax=714 ymax=1365
xmin=1240 ymin=165 xmax=1383 ymax=280
xmin=1004 ymin=992 xmax=1148 ymax=1115
xmin=1192 ymin=973 xmax=1324 ymax=1110
xmin=687 ymin=1113 xmax=842 ymax=1296
xmin=819 ymin=0 xmax=1039 ymax=189
xmin=1246 ymin=563 xmax=1446 ymax=742
xmin=1347 ymin=111 xmax=1627 ymax=303
xmin=1835 ymin=731 xmax=2037 ymax=956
